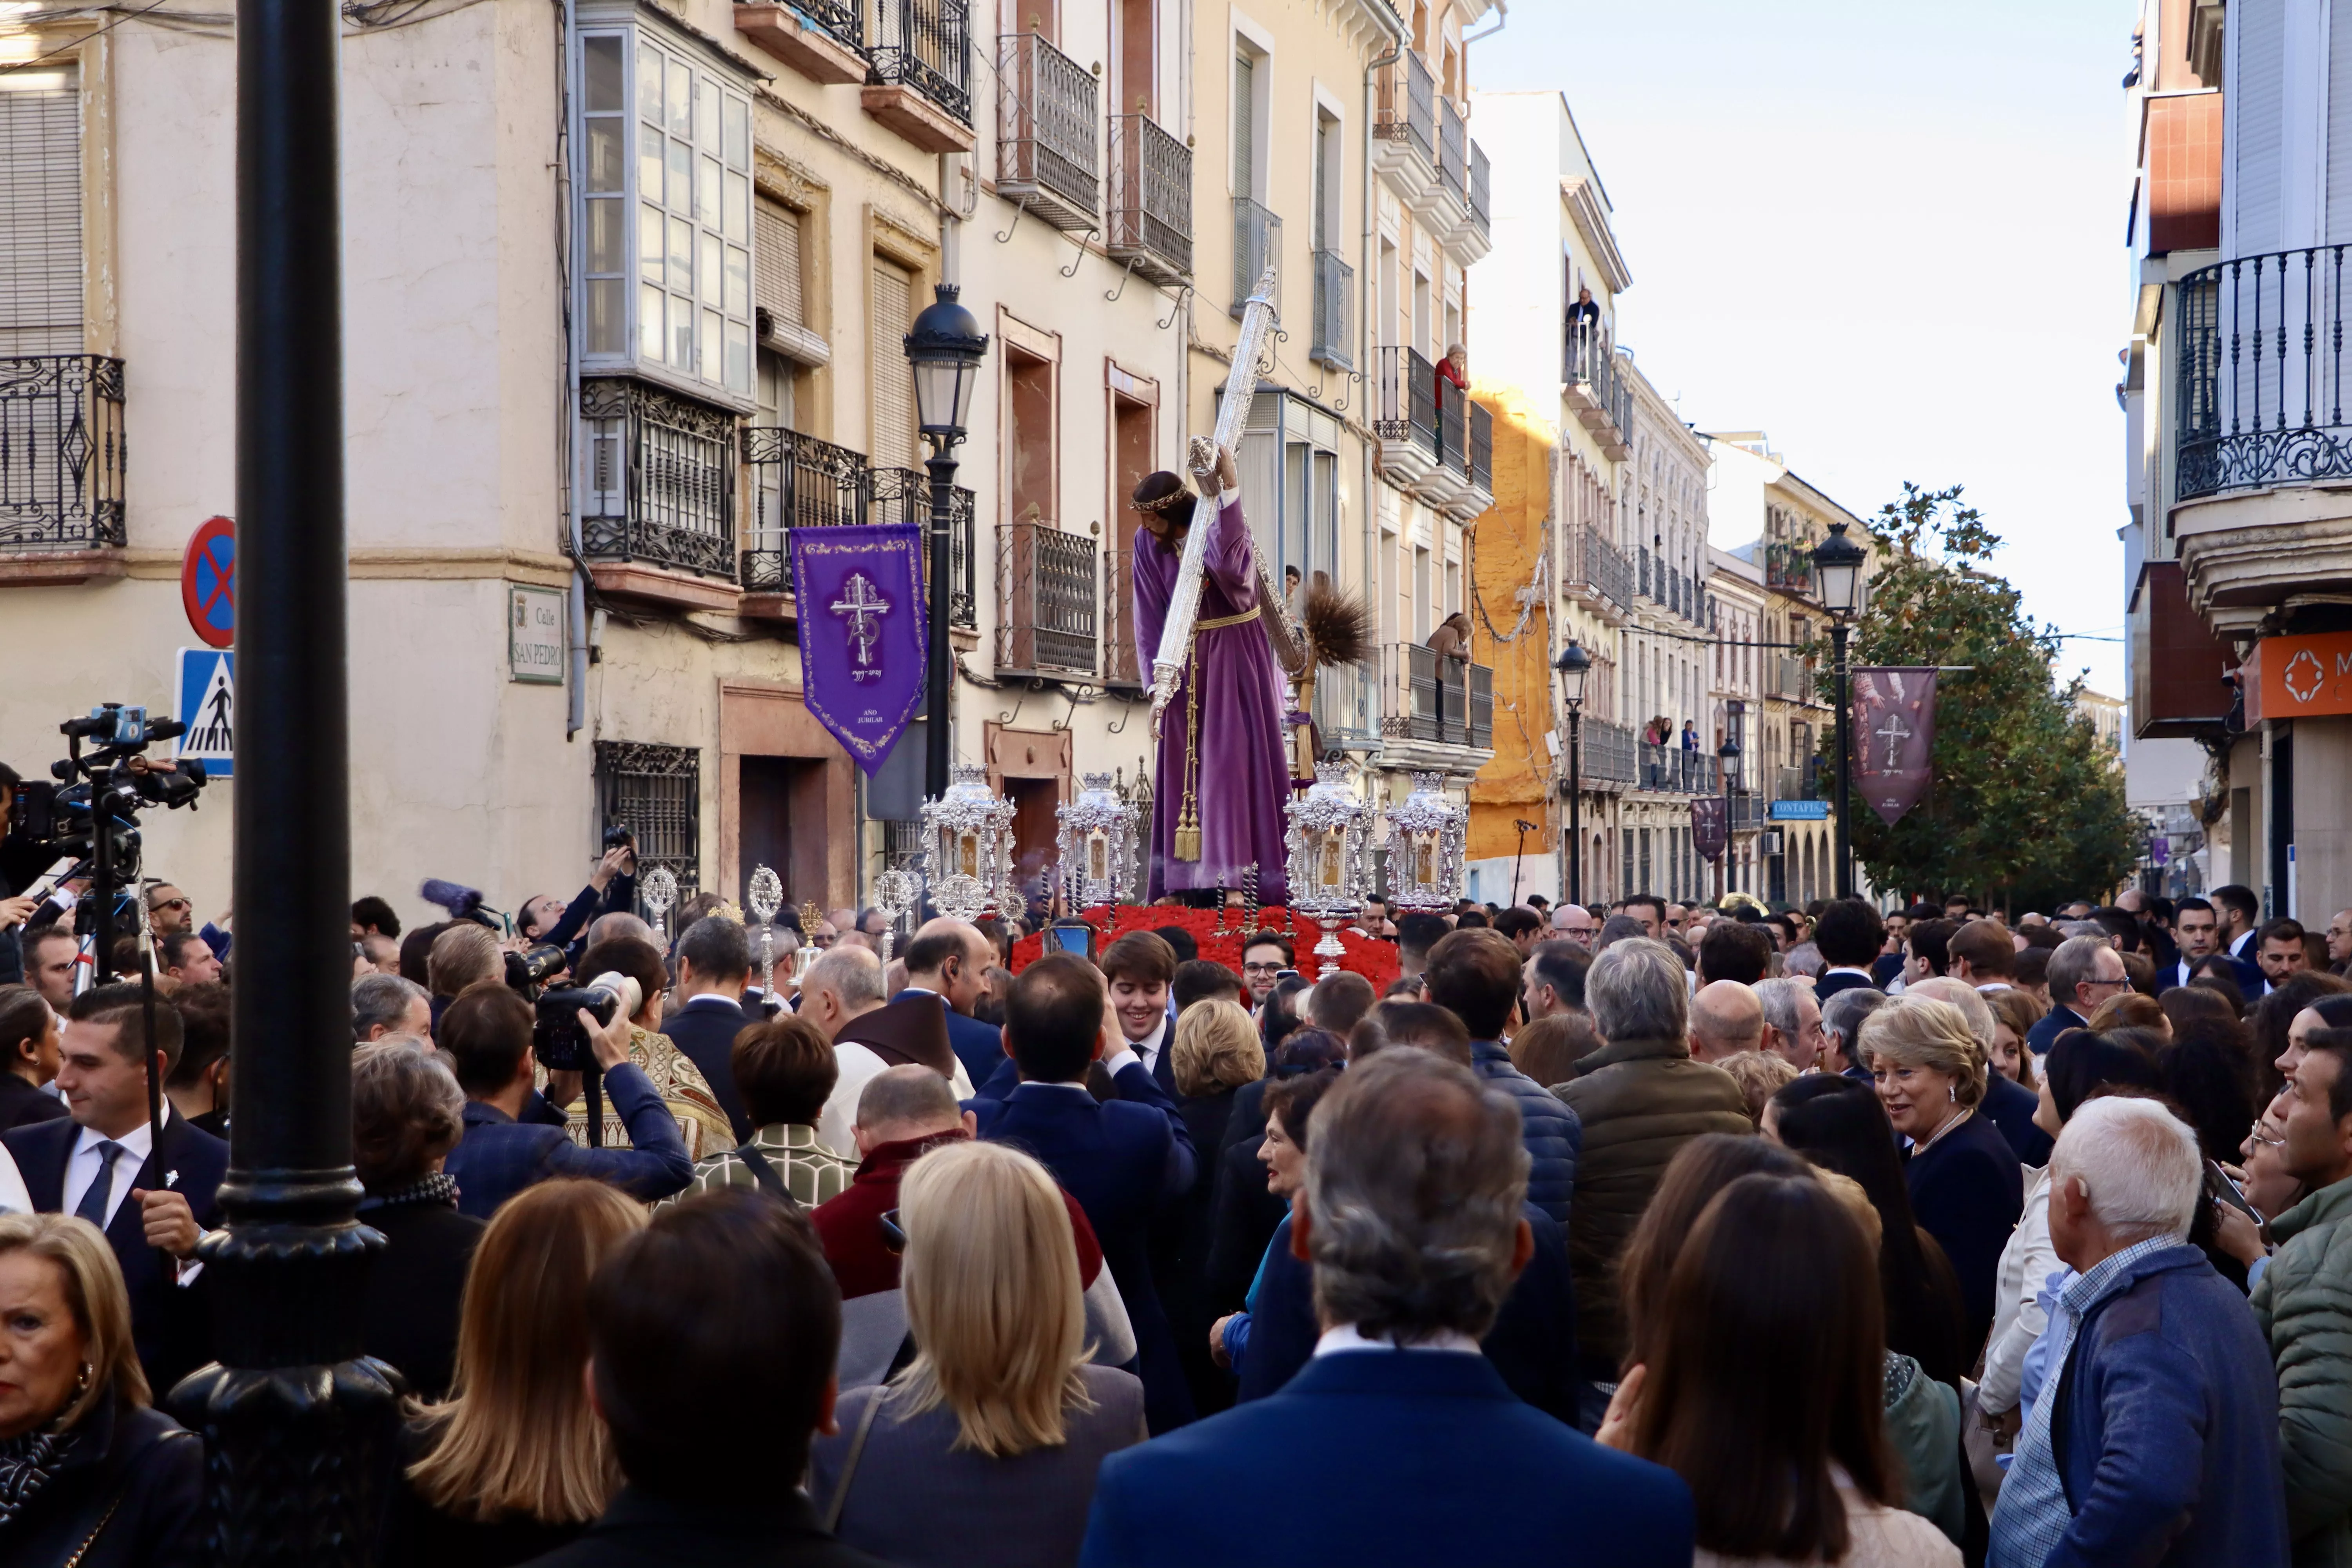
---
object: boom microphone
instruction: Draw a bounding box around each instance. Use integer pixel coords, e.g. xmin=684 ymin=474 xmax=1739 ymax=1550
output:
xmin=420 ymin=878 xmax=485 ymax=918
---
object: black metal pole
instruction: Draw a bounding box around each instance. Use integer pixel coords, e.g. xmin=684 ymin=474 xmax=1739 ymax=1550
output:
xmin=925 ymin=449 xmax=956 ymax=799
xmin=1566 ymin=708 xmax=1582 ymax=905
xmin=174 ymin=0 xmax=398 ymax=1554
xmin=1832 ymin=622 xmax=1854 ymax=900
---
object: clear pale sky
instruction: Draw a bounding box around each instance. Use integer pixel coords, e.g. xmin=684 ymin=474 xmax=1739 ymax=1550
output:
xmin=1472 ymin=0 xmax=2130 ymax=695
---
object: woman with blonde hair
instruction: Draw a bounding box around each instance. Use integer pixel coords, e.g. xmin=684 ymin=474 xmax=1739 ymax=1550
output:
xmin=383 ymin=1179 xmax=646 ymax=1566
xmin=0 ymin=1214 xmax=201 ymax=1566
xmin=810 ymin=1140 xmax=1145 ymax=1568
xmin=1862 ymin=996 xmax=2023 ymax=1359
xmin=1166 ymin=998 xmax=1264 ymax=1417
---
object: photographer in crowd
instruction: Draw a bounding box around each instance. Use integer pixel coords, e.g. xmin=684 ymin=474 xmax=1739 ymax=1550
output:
xmin=438 ymin=981 xmax=692 ymax=1218
xmin=516 ymin=839 xmax=640 ymax=968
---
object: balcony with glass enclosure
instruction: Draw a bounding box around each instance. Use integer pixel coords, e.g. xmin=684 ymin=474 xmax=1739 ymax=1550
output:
xmin=996 ymin=30 xmax=1097 ymax=230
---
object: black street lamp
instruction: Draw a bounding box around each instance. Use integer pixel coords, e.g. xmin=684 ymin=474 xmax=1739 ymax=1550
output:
xmin=1717 ymin=736 xmax=1741 ymax=900
xmin=904 ymin=283 xmax=989 ymax=800
xmin=1810 ymin=521 xmax=1867 ymax=900
xmin=173 ymin=0 xmax=401 ymax=1553
xmin=1553 ymin=639 xmax=1592 ymax=905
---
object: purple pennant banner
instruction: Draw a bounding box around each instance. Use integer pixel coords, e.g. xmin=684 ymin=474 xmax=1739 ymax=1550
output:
xmin=789 ymin=523 xmax=928 ymax=777
xmin=1851 ymin=667 xmax=1939 ymax=827
xmin=1691 ymin=795 xmax=1727 ymax=861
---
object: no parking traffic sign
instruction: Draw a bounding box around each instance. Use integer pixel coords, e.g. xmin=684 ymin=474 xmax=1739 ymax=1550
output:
xmin=181 ymin=515 xmax=235 ymax=650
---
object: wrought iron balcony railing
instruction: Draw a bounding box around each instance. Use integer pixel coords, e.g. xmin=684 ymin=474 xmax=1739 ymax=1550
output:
xmin=1374 ymin=49 xmax=1435 ymax=167
xmin=1469 ymin=402 xmax=1492 ymax=494
xmin=1437 ymin=97 xmax=1466 ymax=201
xmin=1382 ymin=642 xmax=1493 ymax=749
xmin=1762 ymin=539 xmax=1815 ymax=595
xmin=0 ymin=355 xmax=126 ymax=554
xmin=1580 ymin=717 xmax=1638 ymax=786
xmin=997 ymin=518 xmax=1097 ymax=676
xmin=1561 ymin=523 xmax=1633 ymax=612
xmin=1468 ymin=142 xmax=1490 ymax=234
xmin=581 ymin=377 xmax=737 ymax=579
xmin=1310 ymin=249 xmax=1353 ymax=370
xmin=996 ymin=31 xmax=1097 ymax=229
xmin=1107 ymin=113 xmax=1191 ymax=282
xmin=869 ymin=466 xmax=976 ymax=629
xmin=1374 ymin=345 xmax=1440 ymax=461
xmin=870 ymin=0 xmax=971 ymax=126
xmin=2176 ymin=245 xmax=2352 ymax=498
xmin=1309 ymin=656 xmax=1382 ymax=754
xmin=1232 ymin=197 xmax=1281 ymax=318
xmin=1438 ymin=374 xmax=1468 ymax=476
xmin=1102 ymin=547 xmax=1140 ymax=686
xmin=1563 ymin=319 xmax=1630 ymax=446
xmin=741 ymin=427 xmax=867 ymax=593
xmin=1637 ymin=743 xmax=1721 ymax=795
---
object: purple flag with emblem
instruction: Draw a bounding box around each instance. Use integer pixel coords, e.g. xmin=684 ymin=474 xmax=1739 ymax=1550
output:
xmin=1851 ymin=667 xmax=1938 ymax=827
xmin=789 ymin=523 xmax=928 ymax=776
xmin=1691 ymin=795 xmax=1727 ymax=861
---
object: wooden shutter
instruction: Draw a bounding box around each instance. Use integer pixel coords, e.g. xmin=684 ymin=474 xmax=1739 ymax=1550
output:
xmin=870 ymin=258 xmax=914 ymax=471
xmin=0 ymin=65 xmax=83 ymax=355
xmin=755 ymin=198 xmax=802 ymax=327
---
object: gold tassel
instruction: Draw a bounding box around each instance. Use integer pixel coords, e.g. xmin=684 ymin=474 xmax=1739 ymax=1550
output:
xmin=1174 ymin=803 xmax=1201 ymax=862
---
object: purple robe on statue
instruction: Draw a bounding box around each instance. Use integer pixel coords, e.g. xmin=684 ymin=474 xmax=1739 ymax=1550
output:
xmin=1132 ymin=492 xmax=1292 ymax=905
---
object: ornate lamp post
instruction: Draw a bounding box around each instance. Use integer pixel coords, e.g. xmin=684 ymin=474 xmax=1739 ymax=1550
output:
xmin=903 ymin=286 xmax=989 ymax=800
xmin=1285 ymin=763 xmax=1374 ymax=978
xmin=1809 ymin=521 xmax=1868 ymax=900
xmin=1056 ymin=771 xmax=1140 ymax=912
xmin=1717 ymin=737 xmax=1742 ymax=900
xmin=1552 ymin=640 xmax=1592 ymax=905
xmin=1383 ymin=773 xmax=1467 ymax=913
xmin=920 ymin=763 xmax=1019 ymax=922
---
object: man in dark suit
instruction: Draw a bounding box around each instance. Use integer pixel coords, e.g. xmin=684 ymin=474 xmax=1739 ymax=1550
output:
xmin=1811 ymin=897 xmax=1885 ymax=1002
xmin=967 ymin=952 xmax=1197 ymax=1433
xmin=2214 ymin=882 xmax=2263 ymax=962
xmin=893 ymin=917 xmax=1002 ymax=1086
xmin=661 ymin=915 xmax=759 ymax=1138
xmin=527 ymin=1191 xmax=888 ymax=1568
xmin=1080 ymin=1050 xmax=1692 ymax=1568
xmin=439 ymin=982 xmax=693 ymax=1218
xmin=3 ymin=994 xmax=228 ymax=1394
xmin=2028 ymin=935 xmax=2129 ymax=1058
xmin=2156 ymin=895 xmax=2263 ymax=995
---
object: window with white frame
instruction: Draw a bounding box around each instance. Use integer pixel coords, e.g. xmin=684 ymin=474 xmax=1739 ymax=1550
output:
xmin=577 ymin=25 xmax=754 ymax=405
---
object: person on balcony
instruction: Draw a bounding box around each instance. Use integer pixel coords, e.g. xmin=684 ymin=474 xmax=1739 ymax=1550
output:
xmin=1437 ymin=343 xmax=1470 ymax=400
xmin=1131 ymin=442 xmax=1292 ymax=907
xmin=1568 ymin=288 xmax=1602 ymax=377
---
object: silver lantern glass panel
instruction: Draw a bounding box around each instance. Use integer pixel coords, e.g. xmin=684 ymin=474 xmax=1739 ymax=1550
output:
xmin=1285 ymin=762 xmax=1373 ymax=978
xmin=746 ymin=865 xmax=783 ymax=995
xmin=872 ymin=864 xmax=921 ymax=964
xmin=1383 ymin=772 xmax=1467 ymax=912
xmin=920 ymin=763 xmax=1019 ymax=924
xmin=639 ymin=865 xmax=679 ymax=944
xmin=1056 ymin=772 xmax=1139 ymax=911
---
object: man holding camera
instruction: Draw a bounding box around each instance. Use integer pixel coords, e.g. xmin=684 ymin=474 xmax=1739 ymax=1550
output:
xmin=517 ymin=839 xmax=640 ymax=968
xmin=439 ymin=980 xmax=693 ymax=1218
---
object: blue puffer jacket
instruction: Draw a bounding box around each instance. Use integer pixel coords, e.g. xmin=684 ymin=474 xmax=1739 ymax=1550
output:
xmin=1470 ymin=1039 xmax=1581 ymax=1225
xmin=2048 ymin=1241 xmax=2290 ymax=1568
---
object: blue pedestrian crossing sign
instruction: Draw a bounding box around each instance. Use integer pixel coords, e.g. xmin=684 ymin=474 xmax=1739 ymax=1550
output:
xmin=174 ymin=648 xmax=234 ymax=779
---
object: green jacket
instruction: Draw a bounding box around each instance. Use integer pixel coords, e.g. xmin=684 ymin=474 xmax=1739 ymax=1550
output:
xmin=1550 ymin=1033 xmax=1751 ymax=1370
xmin=2255 ymin=1172 xmax=2352 ymax=1568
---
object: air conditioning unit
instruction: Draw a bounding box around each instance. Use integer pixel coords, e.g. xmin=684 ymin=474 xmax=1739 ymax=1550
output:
xmin=1759 ymin=829 xmax=1785 ymax=857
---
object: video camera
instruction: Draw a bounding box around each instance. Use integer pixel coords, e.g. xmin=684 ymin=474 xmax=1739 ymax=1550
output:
xmin=5 ymin=705 xmax=210 ymax=889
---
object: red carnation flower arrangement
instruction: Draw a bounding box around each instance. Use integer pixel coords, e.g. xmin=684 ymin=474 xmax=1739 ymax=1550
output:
xmin=1009 ymin=905 xmax=1399 ymax=993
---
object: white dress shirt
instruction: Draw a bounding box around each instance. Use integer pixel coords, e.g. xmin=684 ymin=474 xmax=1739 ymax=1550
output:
xmin=1313 ymin=1323 xmax=1482 ymax=1357
xmin=1127 ymin=1014 xmax=1169 ymax=1080
xmin=63 ymin=1118 xmax=153 ymax=1229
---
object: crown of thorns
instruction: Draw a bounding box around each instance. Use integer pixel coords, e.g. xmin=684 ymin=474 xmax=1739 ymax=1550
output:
xmin=1132 ymin=471 xmax=1196 ymax=516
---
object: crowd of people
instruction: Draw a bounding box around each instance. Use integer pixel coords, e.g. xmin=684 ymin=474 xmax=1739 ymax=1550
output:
xmin=4 ymin=854 xmax=2352 ymax=1566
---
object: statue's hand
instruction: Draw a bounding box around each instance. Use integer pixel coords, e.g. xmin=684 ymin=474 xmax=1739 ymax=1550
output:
xmin=1213 ymin=443 xmax=1239 ymax=493
xmin=1186 ymin=436 xmax=1218 ymax=486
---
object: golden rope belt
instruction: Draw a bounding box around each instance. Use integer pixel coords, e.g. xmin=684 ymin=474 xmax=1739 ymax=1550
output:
xmin=1174 ymin=608 xmax=1264 ymax=860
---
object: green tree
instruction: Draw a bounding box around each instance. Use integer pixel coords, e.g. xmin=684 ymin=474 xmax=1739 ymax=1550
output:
xmin=1818 ymin=484 xmax=2138 ymax=911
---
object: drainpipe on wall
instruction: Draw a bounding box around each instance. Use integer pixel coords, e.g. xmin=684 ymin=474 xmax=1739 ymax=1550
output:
xmin=563 ymin=0 xmax=591 ymax=739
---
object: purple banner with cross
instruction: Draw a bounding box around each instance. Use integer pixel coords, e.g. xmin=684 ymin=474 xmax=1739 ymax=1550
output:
xmin=1851 ymin=666 xmax=1940 ymax=827
xmin=789 ymin=523 xmax=928 ymax=777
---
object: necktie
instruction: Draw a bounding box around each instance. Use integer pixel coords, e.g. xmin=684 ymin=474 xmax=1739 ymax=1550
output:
xmin=73 ymin=1141 xmax=125 ymax=1227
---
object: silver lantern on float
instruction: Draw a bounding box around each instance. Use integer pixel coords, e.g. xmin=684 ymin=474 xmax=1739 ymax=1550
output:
xmin=1383 ymin=772 xmax=1468 ymax=912
xmin=1056 ymin=772 xmax=1139 ymax=912
xmin=1284 ymin=762 xmax=1373 ymax=979
xmin=745 ymin=865 xmax=783 ymax=995
xmin=919 ymin=763 xmax=1019 ymax=923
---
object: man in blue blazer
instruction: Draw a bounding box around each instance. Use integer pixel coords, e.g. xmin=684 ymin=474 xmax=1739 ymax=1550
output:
xmin=2029 ymin=935 xmax=2129 ymax=1058
xmin=967 ymin=953 xmax=1197 ymax=1433
xmin=439 ymin=983 xmax=693 ymax=1218
xmin=1080 ymin=1049 xmax=1692 ymax=1568
xmin=895 ymin=918 xmax=1003 ymax=1087
xmin=660 ymin=916 xmax=759 ymax=1139
xmin=4 ymin=995 xmax=229 ymax=1395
